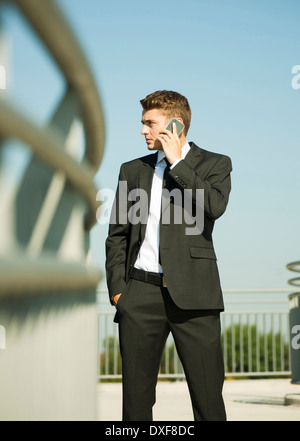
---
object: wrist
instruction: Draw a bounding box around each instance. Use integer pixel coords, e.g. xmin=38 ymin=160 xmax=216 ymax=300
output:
xmin=170 ymin=158 xmax=182 ymax=169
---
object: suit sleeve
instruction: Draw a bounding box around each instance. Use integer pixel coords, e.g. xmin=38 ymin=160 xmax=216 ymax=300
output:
xmin=169 ymin=154 xmax=232 ymax=220
xmin=105 ymin=164 xmax=130 ymax=303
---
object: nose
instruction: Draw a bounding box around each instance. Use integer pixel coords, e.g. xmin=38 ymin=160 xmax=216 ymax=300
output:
xmin=141 ymin=124 xmax=148 ymax=135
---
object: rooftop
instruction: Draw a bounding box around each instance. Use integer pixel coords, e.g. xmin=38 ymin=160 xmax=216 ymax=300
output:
xmin=97 ymin=378 xmax=300 ymax=421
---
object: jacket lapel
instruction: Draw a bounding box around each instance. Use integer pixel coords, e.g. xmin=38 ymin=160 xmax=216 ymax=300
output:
xmin=184 ymin=142 xmax=203 ymax=169
xmin=138 ymin=152 xmax=157 ymax=240
xmin=136 ymin=144 xmax=203 ymax=237
xmin=161 ymin=142 xmax=202 ymax=215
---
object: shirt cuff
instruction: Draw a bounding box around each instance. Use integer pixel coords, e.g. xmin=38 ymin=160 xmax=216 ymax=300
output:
xmin=170 ymin=158 xmax=182 ymax=169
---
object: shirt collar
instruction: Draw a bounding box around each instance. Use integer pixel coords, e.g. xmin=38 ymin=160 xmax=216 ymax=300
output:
xmin=156 ymin=142 xmax=190 ymax=164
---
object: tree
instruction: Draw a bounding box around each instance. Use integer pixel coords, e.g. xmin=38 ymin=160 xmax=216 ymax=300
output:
xmin=100 ymin=336 xmax=122 ymax=378
xmin=221 ymin=323 xmax=289 ymax=374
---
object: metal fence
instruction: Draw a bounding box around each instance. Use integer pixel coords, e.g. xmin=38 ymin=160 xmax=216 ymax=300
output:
xmin=97 ymin=288 xmax=292 ymax=380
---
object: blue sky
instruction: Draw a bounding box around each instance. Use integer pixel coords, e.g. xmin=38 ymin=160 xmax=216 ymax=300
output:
xmin=2 ymin=0 xmax=300 ymax=291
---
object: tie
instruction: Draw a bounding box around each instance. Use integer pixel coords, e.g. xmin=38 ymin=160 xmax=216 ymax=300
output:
xmin=162 ymin=157 xmax=171 ymax=188
xmin=159 ymin=158 xmax=171 ymax=267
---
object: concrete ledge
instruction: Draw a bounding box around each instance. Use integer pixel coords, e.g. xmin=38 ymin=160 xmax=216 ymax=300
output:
xmin=98 ymin=379 xmax=300 ymax=421
xmin=285 ymin=394 xmax=300 ymax=406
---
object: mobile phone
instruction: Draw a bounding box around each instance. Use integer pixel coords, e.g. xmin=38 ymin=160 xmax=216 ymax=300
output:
xmin=165 ymin=118 xmax=185 ymax=136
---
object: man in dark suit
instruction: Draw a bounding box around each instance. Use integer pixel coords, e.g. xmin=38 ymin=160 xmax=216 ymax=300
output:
xmin=105 ymin=90 xmax=232 ymax=421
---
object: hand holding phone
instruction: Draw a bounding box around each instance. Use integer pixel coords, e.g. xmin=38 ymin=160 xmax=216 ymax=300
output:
xmin=165 ymin=118 xmax=185 ymax=136
xmin=158 ymin=118 xmax=184 ymax=165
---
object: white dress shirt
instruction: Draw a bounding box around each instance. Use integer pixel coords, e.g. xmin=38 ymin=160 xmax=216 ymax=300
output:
xmin=134 ymin=142 xmax=190 ymax=273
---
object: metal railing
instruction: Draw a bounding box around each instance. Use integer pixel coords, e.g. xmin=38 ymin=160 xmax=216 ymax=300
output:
xmin=287 ymin=261 xmax=300 ymax=288
xmin=0 ymin=0 xmax=105 ymax=420
xmin=97 ymin=288 xmax=292 ymax=380
xmin=0 ymin=0 xmax=105 ymax=294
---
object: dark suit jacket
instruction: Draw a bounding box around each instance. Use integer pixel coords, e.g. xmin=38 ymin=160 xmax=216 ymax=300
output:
xmin=105 ymin=142 xmax=232 ymax=310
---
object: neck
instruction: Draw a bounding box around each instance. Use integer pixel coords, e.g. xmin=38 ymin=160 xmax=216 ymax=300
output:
xmin=180 ymin=136 xmax=188 ymax=149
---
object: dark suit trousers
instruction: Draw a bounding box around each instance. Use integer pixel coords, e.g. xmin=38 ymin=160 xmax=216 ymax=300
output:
xmin=116 ymin=277 xmax=226 ymax=421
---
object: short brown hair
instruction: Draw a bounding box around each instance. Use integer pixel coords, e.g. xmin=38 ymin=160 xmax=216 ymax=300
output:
xmin=140 ymin=90 xmax=191 ymax=135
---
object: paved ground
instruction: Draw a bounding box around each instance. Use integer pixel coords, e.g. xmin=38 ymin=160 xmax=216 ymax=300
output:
xmin=97 ymin=379 xmax=300 ymax=421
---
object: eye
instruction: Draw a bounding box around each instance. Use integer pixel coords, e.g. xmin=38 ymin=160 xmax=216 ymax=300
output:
xmin=141 ymin=120 xmax=155 ymax=128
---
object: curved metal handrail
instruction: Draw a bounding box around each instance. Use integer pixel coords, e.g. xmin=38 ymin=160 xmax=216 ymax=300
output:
xmin=12 ymin=0 xmax=105 ymax=174
xmin=287 ymin=261 xmax=300 ymax=287
xmin=0 ymin=100 xmax=99 ymax=230
xmin=0 ymin=0 xmax=105 ymax=293
xmin=0 ymin=252 xmax=101 ymax=296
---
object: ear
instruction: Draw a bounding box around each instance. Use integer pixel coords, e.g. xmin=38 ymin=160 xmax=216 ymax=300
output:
xmin=175 ymin=117 xmax=184 ymax=124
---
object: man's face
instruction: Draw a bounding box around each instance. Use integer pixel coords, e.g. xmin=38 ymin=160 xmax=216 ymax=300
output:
xmin=141 ymin=108 xmax=169 ymax=151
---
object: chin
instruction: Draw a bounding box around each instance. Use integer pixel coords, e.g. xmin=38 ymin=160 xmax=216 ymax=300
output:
xmin=147 ymin=142 xmax=162 ymax=151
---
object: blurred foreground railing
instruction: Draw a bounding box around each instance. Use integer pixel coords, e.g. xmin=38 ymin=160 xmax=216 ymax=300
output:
xmin=97 ymin=289 xmax=292 ymax=380
xmin=0 ymin=0 xmax=105 ymax=421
